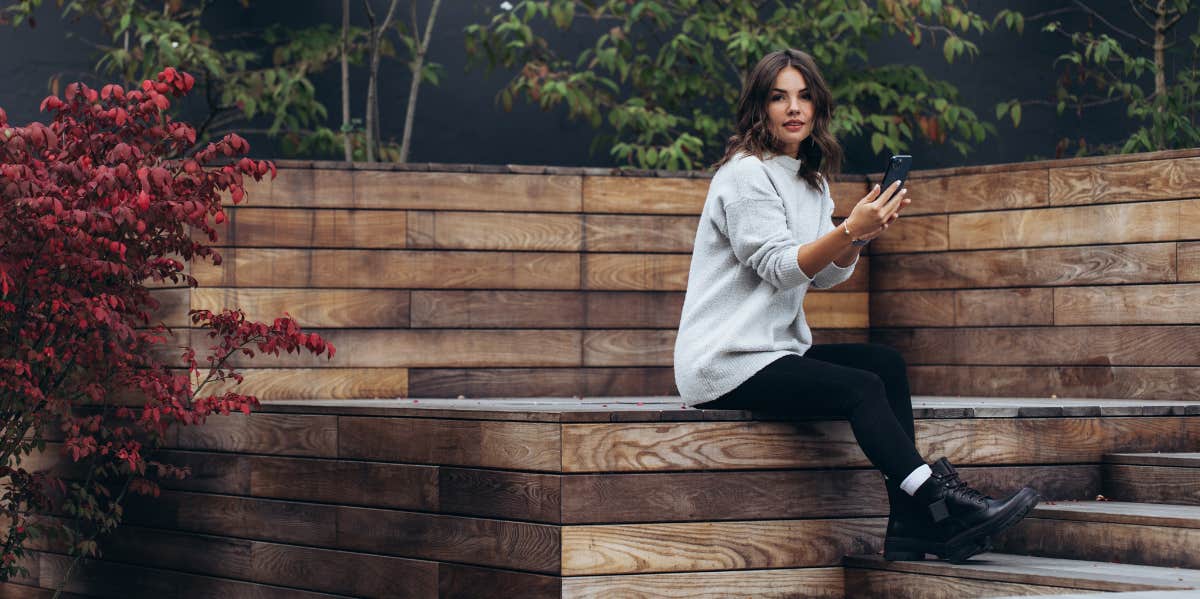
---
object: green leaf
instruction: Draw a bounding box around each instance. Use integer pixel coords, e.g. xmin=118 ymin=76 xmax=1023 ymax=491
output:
xmin=1011 ymin=103 xmax=1021 ymax=127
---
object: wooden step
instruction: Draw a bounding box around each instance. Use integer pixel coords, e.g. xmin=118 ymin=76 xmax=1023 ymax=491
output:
xmin=994 ymin=500 xmax=1200 ymax=569
xmin=844 ymin=553 xmax=1200 ymax=598
xmin=990 ymin=591 xmax=1200 ymax=599
xmin=1104 ymin=453 xmax=1200 ymax=505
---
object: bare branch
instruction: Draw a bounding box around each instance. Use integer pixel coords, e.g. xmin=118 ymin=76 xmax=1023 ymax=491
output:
xmin=1072 ymin=0 xmax=1151 ymax=47
xmin=1128 ymin=0 xmax=1156 ymax=29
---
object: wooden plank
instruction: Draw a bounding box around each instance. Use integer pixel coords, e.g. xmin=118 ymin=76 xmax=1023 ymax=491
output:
xmin=584 ymin=253 xmax=691 ymax=291
xmin=561 ymin=465 xmax=1096 ymax=523
xmin=406 ymin=367 xmax=678 ymax=397
xmin=871 ymin=243 xmax=1177 ymax=290
xmin=410 ymin=290 xmax=584 ymax=328
xmin=351 ymin=170 xmax=582 ymax=211
xmin=438 ymin=467 xmax=562 ymax=523
xmin=582 ymin=177 xmax=708 ymax=215
xmin=957 ymin=288 xmax=1053 ymax=326
xmin=870 ymin=290 xmax=956 ymax=328
xmin=844 ymin=568 xmax=1105 ymax=599
xmin=561 ymin=567 xmax=844 ymax=599
xmin=335 ymin=505 xmax=560 ymax=573
xmin=582 ymin=330 xmax=675 ymax=367
xmin=214 ymin=329 xmax=583 ymax=368
xmin=154 ymin=450 xmax=249 ymax=494
xmin=216 ymin=207 xmax=407 ymax=248
xmin=192 ymin=248 xmax=581 ymax=289
xmin=1180 ymin=242 xmax=1200 ymax=281
xmin=869 ymin=214 xmax=949 ymax=254
xmin=1020 ymin=500 xmax=1200 ymax=528
xmin=831 ymin=181 xmax=868 ymax=217
xmin=338 ymin=416 xmax=562 ymax=471
xmin=948 ymin=201 xmax=1182 ymax=250
xmin=804 ymin=292 xmax=869 ymax=328
xmin=1104 ymin=464 xmax=1200 ymax=505
xmin=561 ymin=518 xmax=882 ymax=574
xmin=877 ymin=326 xmax=1200 ymax=366
xmin=249 ymin=456 xmax=438 ymax=511
xmin=148 ymin=287 xmax=190 ymax=328
xmin=203 ymin=368 xmax=409 ymax=400
xmin=124 ymin=491 xmax=338 ymax=546
xmin=249 ymin=541 xmax=438 ymax=599
xmin=191 ymin=288 xmax=410 ymax=327
xmin=583 ymin=214 xmax=698 ymax=252
xmin=1055 ymin=284 xmax=1200 ymax=325
xmin=438 ymin=563 xmax=561 ymax=599
xmin=901 ymin=168 xmax=1049 ymax=216
xmin=909 ymin=365 xmax=1200 ymax=401
xmin=1105 ymin=452 xmax=1200 ymax=467
xmin=173 ymin=413 xmax=338 ymax=457
xmin=1049 ymin=156 xmax=1200 ymax=206
xmin=406 ymin=210 xmax=581 ymax=251
xmin=561 ymin=417 xmax=1200 ymax=472
xmin=585 ymin=291 xmax=684 ymax=328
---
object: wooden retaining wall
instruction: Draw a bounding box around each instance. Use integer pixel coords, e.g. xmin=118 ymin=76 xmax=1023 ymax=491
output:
xmin=157 ymin=162 xmax=871 ymax=400
xmin=870 ymin=148 xmax=1200 ymax=400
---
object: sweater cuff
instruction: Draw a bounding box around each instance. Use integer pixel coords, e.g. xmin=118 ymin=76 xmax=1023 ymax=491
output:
xmin=782 ymin=245 xmax=815 ymax=287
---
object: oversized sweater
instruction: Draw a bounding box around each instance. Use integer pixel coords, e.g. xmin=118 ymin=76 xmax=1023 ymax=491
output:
xmin=673 ymin=151 xmax=859 ymax=406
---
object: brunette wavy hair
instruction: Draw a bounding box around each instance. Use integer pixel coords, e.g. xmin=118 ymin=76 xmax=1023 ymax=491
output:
xmin=714 ymin=48 xmax=843 ymax=193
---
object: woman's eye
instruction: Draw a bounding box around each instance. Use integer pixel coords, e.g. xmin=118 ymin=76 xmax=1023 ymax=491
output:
xmin=771 ymin=95 xmax=783 ymax=101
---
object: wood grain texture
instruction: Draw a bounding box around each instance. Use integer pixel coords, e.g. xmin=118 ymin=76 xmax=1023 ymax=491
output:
xmin=248 ymin=456 xmax=438 ymax=511
xmin=844 ymin=568 xmax=1092 ymax=599
xmin=561 ymin=518 xmax=882 ymax=574
xmin=584 ymin=253 xmax=691 ymax=291
xmin=559 ymin=465 xmax=1095 ymax=523
xmin=561 ymin=567 xmax=844 ymax=599
xmin=338 ymin=416 xmax=562 ymax=471
xmin=406 ymin=210 xmax=581 ymax=251
xmin=216 ymin=329 xmax=583 ymax=368
xmin=584 ymin=214 xmax=698 ymax=252
xmin=994 ymin=516 xmax=1200 ymax=569
xmin=1104 ymin=464 xmax=1200 ymax=505
xmin=192 ymin=248 xmax=581 ymax=289
xmin=1180 ymin=242 xmax=1200 ymax=281
xmin=335 ymin=505 xmax=561 ymax=573
xmin=124 ymin=490 xmax=338 ymax=546
xmin=582 ymin=330 xmax=675 ymax=367
xmin=438 ymin=467 xmax=562 ymax=523
xmin=406 ymin=367 xmax=677 ymax=397
xmin=438 ymin=563 xmax=562 ymax=599
xmin=191 ymin=288 xmax=410 ymax=327
xmin=831 ymin=181 xmax=868 ymax=217
xmin=870 ymin=290 xmax=956 ymax=328
xmin=901 ymin=168 xmax=1049 ymax=215
xmin=582 ymin=176 xmax=708 ymax=215
xmin=561 ymin=417 xmax=1200 ymax=472
xmin=1055 ymin=284 xmax=1200 ymax=325
xmin=807 ymin=291 xmax=869 ymax=328
xmin=173 ymin=413 xmax=338 ymax=457
xmin=148 ymin=287 xmax=190 ymax=327
xmin=1049 ymin=156 xmax=1200 ymax=206
xmin=248 ymin=541 xmax=438 ymax=598
xmin=871 ymin=243 xmax=1177 ymax=290
xmin=410 ymin=290 xmax=584 ymax=328
xmin=869 ymin=214 xmax=949 ymax=254
xmin=948 ymin=201 xmax=1182 ymax=250
xmin=352 ymin=170 xmax=582 ymax=212
xmin=203 ymin=368 xmax=409 ymax=400
xmin=955 ymin=287 xmax=1054 ymax=326
xmin=216 ymin=207 xmax=407 ymax=248
xmin=908 ymin=365 xmax=1200 ymax=401
xmin=877 ymin=326 xmax=1200 ymax=366
xmin=585 ymin=291 xmax=684 ymax=328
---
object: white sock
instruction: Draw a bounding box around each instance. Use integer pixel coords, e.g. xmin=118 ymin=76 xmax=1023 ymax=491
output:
xmin=899 ymin=464 xmax=932 ymax=496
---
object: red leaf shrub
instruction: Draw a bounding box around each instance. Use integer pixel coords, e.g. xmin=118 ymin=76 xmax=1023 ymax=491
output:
xmin=0 ymin=67 xmax=332 ymax=582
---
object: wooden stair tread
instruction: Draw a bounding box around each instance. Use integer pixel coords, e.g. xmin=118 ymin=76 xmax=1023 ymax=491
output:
xmin=1030 ymin=500 xmax=1200 ymax=528
xmin=989 ymin=592 xmax=1200 ymax=599
xmin=1106 ymin=452 xmax=1200 ymax=468
xmin=844 ymin=553 xmax=1200 ymax=592
xmin=253 ymin=396 xmax=1200 ymax=422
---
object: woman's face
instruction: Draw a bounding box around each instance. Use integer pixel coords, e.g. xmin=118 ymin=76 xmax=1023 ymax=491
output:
xmin=766 ymin=66 xmax=814 ymax=157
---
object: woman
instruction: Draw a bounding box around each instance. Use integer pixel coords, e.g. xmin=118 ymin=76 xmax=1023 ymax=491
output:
xmin=674 ymin=48 xmax=1039 ymax=563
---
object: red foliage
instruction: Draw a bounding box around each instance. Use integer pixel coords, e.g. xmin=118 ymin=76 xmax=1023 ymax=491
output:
xmin=0 ymin=67 xmax=331 ymax=580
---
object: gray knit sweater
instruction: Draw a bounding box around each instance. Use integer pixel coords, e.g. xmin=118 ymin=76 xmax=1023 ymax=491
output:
xmin=673 ymin=151 xmax=858 ymax=406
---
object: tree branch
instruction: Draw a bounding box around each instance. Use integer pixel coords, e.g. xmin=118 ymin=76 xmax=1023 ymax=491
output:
xmin=1072 ymin=0 xmax=1151 ymax=47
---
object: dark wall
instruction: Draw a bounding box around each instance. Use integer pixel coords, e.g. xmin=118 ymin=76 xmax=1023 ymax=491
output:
xmin=0 ymin=1 xmax=1186 ymax=173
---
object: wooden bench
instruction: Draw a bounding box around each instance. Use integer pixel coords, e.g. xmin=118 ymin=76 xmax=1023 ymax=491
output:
xmin=8 ymin=396 xmax=1200 ymax=598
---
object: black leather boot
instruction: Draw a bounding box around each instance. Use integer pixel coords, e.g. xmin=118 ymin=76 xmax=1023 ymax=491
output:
xmin=882 ymin=474 xmax=992 ymax=562
xmin=889 ymin=457 xmax=1039 ymax=563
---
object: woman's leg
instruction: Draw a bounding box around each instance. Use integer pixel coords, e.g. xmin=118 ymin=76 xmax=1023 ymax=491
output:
xmin=804 ymin=343 xmax=917 ymax=445
xmin=698 ymin=349 xmax=925 ymax=483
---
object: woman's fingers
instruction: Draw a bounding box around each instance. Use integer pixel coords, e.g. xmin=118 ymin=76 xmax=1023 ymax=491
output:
xmin=858 ymin=183 xmax=883 ymax=205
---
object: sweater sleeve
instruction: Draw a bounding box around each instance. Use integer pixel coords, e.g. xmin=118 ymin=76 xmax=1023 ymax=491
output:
xmin=723 ymin=160 xmax=814 ymax=289
xmin=810 ymin=178 xmax=858 ymax=289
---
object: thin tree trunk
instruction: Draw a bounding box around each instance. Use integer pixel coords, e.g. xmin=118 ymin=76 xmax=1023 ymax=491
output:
xmin=363 ymin=0 xmax=399 ymax=163
xmin=341 ymin=0 xmax=352 ymax=162
xmin=399 ymin=0 xmax=442 ymax=163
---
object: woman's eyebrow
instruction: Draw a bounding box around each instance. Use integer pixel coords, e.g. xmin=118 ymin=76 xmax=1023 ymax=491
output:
xmin=771 ymin=87 xmax=809 ymax=93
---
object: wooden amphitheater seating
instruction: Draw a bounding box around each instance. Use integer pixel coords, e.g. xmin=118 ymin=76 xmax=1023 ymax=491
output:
xmin=6 ymin=148 xmax=1200 ymax=598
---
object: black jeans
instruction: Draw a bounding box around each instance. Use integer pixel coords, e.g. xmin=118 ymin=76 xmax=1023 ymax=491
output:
xmin=695 ymin=343 xmax=926 ymax=482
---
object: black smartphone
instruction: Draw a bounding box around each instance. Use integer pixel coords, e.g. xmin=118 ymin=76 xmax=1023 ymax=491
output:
xmin=879 ymin=154 xmax=913 ymax=192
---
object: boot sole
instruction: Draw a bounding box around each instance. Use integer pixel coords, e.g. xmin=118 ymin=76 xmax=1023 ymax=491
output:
xmin=943 ymin=487 xmax=1041 ymax=562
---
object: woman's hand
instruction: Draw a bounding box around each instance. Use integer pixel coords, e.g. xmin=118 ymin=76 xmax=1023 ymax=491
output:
xmin=844 ymin=181 xmax=911 ymax=241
